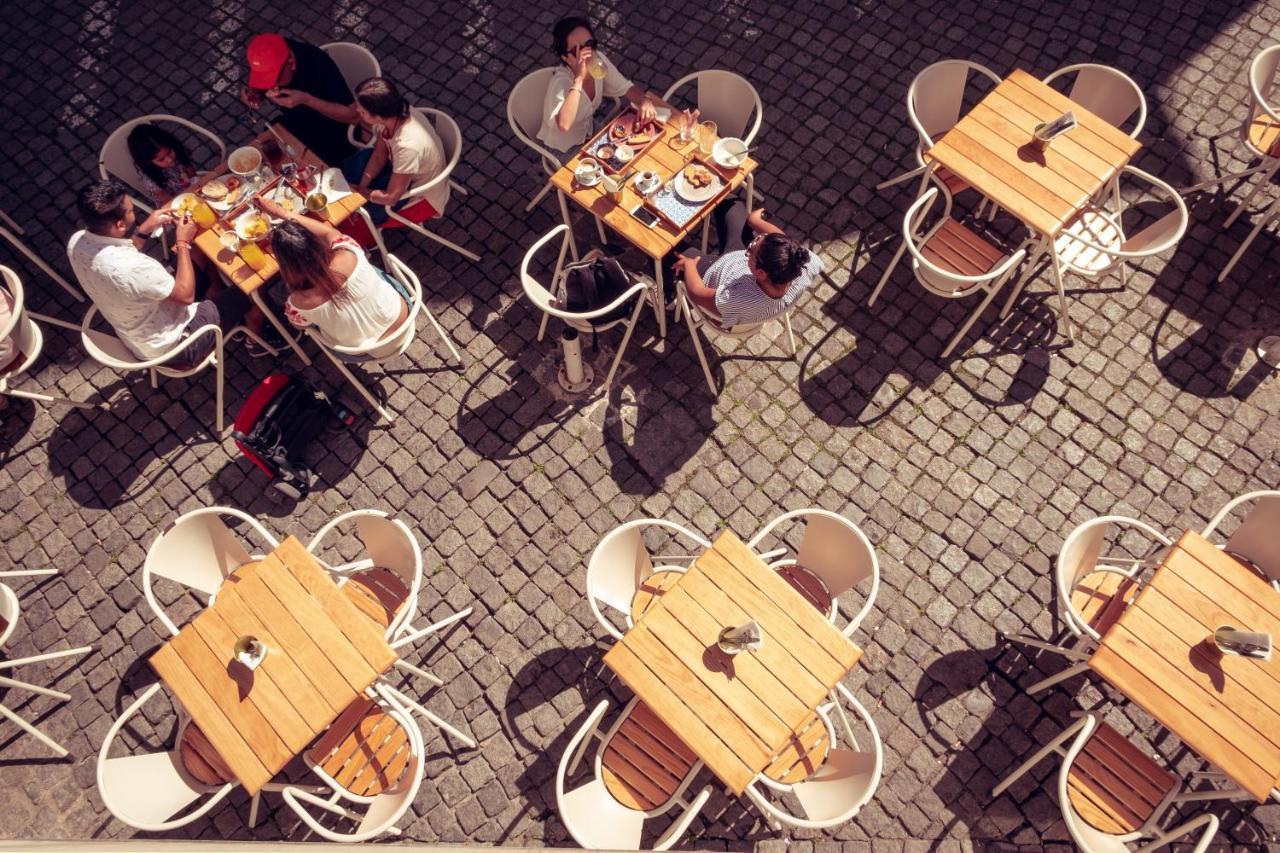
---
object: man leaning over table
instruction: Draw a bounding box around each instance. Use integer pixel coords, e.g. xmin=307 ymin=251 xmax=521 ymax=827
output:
xmin=672 ymin=201 xmax=822 ymax=327
xmin=239 ymin=33 xmax=356 ymax=167
xmin=67 ymin=179 xmax=257 ymax=365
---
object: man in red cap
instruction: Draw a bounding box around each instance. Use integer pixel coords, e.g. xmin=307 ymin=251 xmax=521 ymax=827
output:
xmin=240 ymin=33 xmax=356 ymax=166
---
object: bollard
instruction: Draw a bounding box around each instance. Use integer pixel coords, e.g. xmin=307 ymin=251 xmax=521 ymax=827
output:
xmin=557 ymin=328 xmax=594 ymax=392
xmin=1258 ymin=335 xmax=1280 ymax=369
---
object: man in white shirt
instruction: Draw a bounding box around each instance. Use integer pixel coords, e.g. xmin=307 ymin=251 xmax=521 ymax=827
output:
xmin=67 ymin=180 xmax=251 ymax=364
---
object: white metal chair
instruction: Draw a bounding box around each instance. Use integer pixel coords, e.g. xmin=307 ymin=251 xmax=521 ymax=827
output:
xmin=993 ymin=713 xmax=1220 ymax=853
xmin=556 ymin=697 xmax=711 ymax=850
xmin=0 ymin=206 xmax=83 ymax=302
xmin=79 ymin=305 xmax=276 ymax=434
xmin=301 ymin=252 xmax=459 ymax=423
xmin=1201 ymin=490 xmax=1280 ymax=590
xmin=98 ymin=115 xmax=227 ymax=220
xmin=521 ymin=225 xmax=656 ymax=389
xmin=355 ymin=107 xmax=481 ymax=264
xmin=0 ymin=581 xmax=93 ymax=757
xmin=587 ymin=518 xmax=711 ymax=640
xmin=876 ymin=59 xmax=1002 ymax=199
xmin=1004 ymin=515 xmax=1172 ymax=694
xmin=1042 ymin=64 xmax=1147 ymax=139
xmin=98 ymin=682 xmax=237 ymax=831
xmin=662 ymin=70 xmax=763 ymax=247
xmin=1182 ymin=45 xmax=1280 ymax=229
xmin=277 ymin=684 xmax=424 ymax=841
xmin=143 ymin=507 xmax=279 ymax=637
xmin=1023 ymin=165 xmax=1187 ymax=304
xmin=320 ymin=41 xmax=381 ymax=148
xmin=747 ymin=509 xmax=880 ymax=636
xmin=870 ymin=185 xmax=1029 ymax=358
xmin=508 ymin=68 xmax=567 ymax=213
xmin=0 ymin=267 xmax=100 ymax=411
xmin=745 ymin=683 xmax=883 ymax=831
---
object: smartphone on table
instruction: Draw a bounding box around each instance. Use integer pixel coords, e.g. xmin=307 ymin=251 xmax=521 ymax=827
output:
xmin=630 ymin=205 xmax=660 ymax=229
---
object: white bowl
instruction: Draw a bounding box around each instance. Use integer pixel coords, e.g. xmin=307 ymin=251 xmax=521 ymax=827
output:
xmin=235 ymin=210 xmax=271 ymax=242
xmin=614 ymin=144 xmax=635 ymax=163
xmin=229 ymin=145 xmax=263 ymax=176
xmin=712 ymin=137 xmax=748 ymax=169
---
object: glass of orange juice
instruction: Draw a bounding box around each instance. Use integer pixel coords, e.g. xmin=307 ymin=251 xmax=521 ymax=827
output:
xmin=191 ymin=199 xmax=217 ymax=229
xmin=239 ymin=240 xmax=269 ymax=271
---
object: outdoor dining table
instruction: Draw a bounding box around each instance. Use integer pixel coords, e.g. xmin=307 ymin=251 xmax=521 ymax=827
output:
xmin=149 ymin=535 xmax=396 ymax=796
xmin=925 ymin=68 xmax=1142 ymax=343
xmin=1089 ymin=530 xmax=1280 ymax=803
xmin=603 ymin=530 xmax=863 ymax=796
xmin=189 ymin=123 xmax=367 ymax=366
xmin=549 ymin=104 xmax=759 ymax=339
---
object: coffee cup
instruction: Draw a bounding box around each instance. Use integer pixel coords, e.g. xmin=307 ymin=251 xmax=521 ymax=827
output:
xmin=576 ymin=157 xmax=602 ymax=184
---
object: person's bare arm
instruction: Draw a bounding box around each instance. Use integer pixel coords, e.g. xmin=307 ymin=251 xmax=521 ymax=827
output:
xmin=355 ymin=142 xmax=390 ymax=199
xmin=369 ymin=172 xmax=412 ymax=207
xmin=747 ymin=207 xmax=784 ymax=236
xmin=268 ymin=88 xmax=359 ymax=124
xmin=165 ymin=215 xmax=198 ymax=305
xmin=256 ymin=196 xmax=342 ymax=243
xmin=673 ymin=254 xmax=720 ymax=315
xmin=556 ymin=52 xmax=591 ymax=133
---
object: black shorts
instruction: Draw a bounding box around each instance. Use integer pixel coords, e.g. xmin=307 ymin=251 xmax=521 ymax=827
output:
xmin=177 ymin=287 xmax=251 ymax=365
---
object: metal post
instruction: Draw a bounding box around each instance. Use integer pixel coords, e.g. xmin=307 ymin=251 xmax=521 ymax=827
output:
xmin=557 ymin=328 xmax=593 ymax=393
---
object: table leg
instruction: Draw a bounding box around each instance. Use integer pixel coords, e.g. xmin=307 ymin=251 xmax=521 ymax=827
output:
xmin=251 ymin=289 xmax=311 ymax=366
xmin=653 ymin=257 xmax=667 ymax=340
xmin=556 ymin=189 xmax=580 ymax=262
xmin=999 ymin=236 xmax=1047 ymax=320
xmin=1049 ymin=246 xmax=1074 ymax=345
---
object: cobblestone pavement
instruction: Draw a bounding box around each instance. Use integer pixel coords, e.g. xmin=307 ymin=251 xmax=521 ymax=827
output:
xmin=1 ymin=0 xmax=1279 ymax=848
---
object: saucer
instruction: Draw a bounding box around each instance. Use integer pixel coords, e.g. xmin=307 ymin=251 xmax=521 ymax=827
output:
xmin=575 ymin=168 xmax=603 ymax=187
xmin=633 ymin=173 xmax=661 ymax=195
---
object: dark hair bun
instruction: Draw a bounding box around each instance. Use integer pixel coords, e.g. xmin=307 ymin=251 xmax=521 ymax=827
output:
xmin=757 ymin=234 xmax=809 ymax=285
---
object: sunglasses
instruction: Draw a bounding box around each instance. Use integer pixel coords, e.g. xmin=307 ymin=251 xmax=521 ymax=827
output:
xmin=569 ymin=39 xmax=597 ymax=55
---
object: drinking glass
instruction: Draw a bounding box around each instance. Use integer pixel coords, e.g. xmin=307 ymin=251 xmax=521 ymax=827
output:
xmin=678 ymin=111 xmax=695 ymax=145
xmin=192 ymin=199 xmax=217 ymax=229
xmin=588 ymin=54 xmax=607 ymax=80
xmin=239 ymin=239 xmax=269 ymax=271
xmin=698 ymin=120 xmax=717 ymax=157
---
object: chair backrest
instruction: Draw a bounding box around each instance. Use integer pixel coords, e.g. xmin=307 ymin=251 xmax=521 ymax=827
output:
xmin=1097 ymin=167 xmax=1188 ymax=260
xmin=311 ymin=253 xmax=422 ymax=360
xmin=1043 ymin=64 xmax=1147 ymax=138
xmin=97 ymin=683 xmax=234 ymax=831
xmin=321 ymin=42 xmax=381 ymax=94
xmin=1248 ymin=45 xmax=1280 ymax=128
xmin=507 ymin=68 xmax=563 ymax=169
xmin=907 ymin=60 xmax=1002 ymax=149
xmin=663 ymin=70 xmax=763 ymax=144
xmin=0 ymin=267 xmax=41 ymax=380
xmin=587 ymin=523 xmax=656 ymax=633
xmin=1056 ymin=515 xmax=1169 ymax=639
xmin=0 ymin=583 xmax=18 ymax=649
xmin=354 ymin=512 xmax=422 ymax=607
xmin=1213 ymin=491 xmax=1280 ymax=582
xmin=418 ymin=107 xmax=463 ymax=172
xmin=520 ymin=225 xmax=573 ymax=318
xmin=99 ymin=115 xmax=227 ymax=200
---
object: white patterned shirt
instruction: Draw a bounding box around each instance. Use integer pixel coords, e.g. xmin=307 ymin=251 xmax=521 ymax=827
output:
xmin=707 ymin=249 xmax=822 ymax=327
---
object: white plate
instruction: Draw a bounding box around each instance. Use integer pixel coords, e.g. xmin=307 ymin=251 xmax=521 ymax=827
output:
xmin=200 ymin=179 xmax=247 ymax=212
xmin=575 ymin=168 xmax=603 ymax=187
xmin=263 ymin=182 xmax=304 ymax=221
xmin=673 ymin=168 xmax=720 ymax=203
xmin=235 ymin=211 xmax=272 ymax=242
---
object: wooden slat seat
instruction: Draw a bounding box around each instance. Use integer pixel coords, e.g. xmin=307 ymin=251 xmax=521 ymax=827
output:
xmin=935 ymin=164 xmax=971 ymax=195
xmin=342 ymin=568 xmax=410 ymax=631
xmin=762 ymin=712 xmax=830 ymax=784
xmin=778 ymin=565 xmax=831 ymax=614
xmin=1054 ymin=210 xmax=1122 ymax=274
xmin=1249 ymin=114 xmax=1280 ymax=158
xmin=601 ymin=701 xmax=699 ymax=811
xmin=630 ymin=570 xmax=683 ymax=625
xmin=1066 ymin=721 xmax=1177 ymax=835
xmin=1070 ymin=571 xmax=1137 ymax=638
xmin=918 ymin=219 xmax=1006 ymax=294
xmin=179 ymin=723 xmax=234 ymax=786
xmin=307 ymin=696 xmax=414 ymax=798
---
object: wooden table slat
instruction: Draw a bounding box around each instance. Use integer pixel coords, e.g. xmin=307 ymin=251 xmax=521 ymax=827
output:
xmin=677 ymin=569 xmax=829 ymax=705
xmin=191 ymin=607 xmax=313 ymax=753
xmin=944 ymin=126 xmax=1090 ymax=221
xmin=1003 ymin=70 xmax=1141 ymax=161
xmin=962 ymin=103 xmax=1110 ymax=198
xmin=925 ymin=142 xmax=1065 ymax=237
xmin=603 ymin=641 xmax=758 ymax=794
xmin=207 ymin=583 xmax=340 ymax=725
xmin=979 ymin=91 xmax=1122 ymax=182
xmin=1177 ymin=534 xmax=1280 ymax=622
xmin=149 ymin=644 xmax=273 ymax=793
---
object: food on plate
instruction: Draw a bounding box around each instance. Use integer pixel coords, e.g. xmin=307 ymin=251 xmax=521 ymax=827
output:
xmin=226 ymin=176 xmax=241 ymax=191
xmin=240 ymin=214 xmax=270 ymax=241
xmin=173 ymin=194 xmax=199 ymax=215
xmin=201 ymin=179 xmax=228 ymax=200
xmin=683 ymin=163 xmax=714 ymax=189
xmin=278 ymin=198 xmax=297 ymax=214
xmin=609 ymin=122 xmax=628 ymax=141
xmin=597 ymin=143 xmax=617 ymax=161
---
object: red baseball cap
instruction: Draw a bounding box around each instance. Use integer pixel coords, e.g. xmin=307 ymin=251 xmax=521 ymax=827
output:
xmin=246 ymin=33 xmax=289 ymax=89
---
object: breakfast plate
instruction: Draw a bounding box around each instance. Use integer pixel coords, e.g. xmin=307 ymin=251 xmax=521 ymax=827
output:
xmin=199 ymin=176 xmax=246 ymax=211
xmin=673 ymin=163 xmax=721 ymax=203
xmin=235 ymin=210 xmax=272 ymax=242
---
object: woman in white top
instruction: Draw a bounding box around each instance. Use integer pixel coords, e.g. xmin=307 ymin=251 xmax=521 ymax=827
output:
xmin=536 ymin=15 xmax=661 ymax=153
xmin=256 ymin=196 xmax=407 ymax=350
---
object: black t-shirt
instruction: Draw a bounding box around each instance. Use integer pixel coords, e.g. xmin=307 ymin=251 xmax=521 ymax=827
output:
xmin=274 ymin=38 xmax=356 ymax=166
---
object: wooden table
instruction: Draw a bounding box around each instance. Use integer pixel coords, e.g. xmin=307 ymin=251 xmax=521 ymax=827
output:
xmin=925 ymin=68 xmax=1142 ymax=342
xmin=190 ymin=124 xmax=366 ymax=365
xmin=604 ymin=530 xmax=862 ymax=795
xmin=1089 ymin=530 xmax=1280 ymax=802
xmin=549 ymin=107 xmax=758 ymax=335
xmin=150 ymin=536 xmax=396 ymax=796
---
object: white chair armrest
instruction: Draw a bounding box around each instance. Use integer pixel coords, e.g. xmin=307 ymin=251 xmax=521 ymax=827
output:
xmin=654 ymin=786 xmax=711 ymax=850
xmin=548 ymin=280 xmax=650 ymax=323
xmin=281 ymin=787 xmax=366 ymax=842
xmin=1132 ymin=812 xmax=1218 ymax=853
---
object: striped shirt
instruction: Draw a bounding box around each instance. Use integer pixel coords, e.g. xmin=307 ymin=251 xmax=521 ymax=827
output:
xmin=706 ymin=249 xmax=822 ymax=327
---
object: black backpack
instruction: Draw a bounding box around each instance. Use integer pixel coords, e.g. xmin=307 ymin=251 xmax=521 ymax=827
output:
xmin=562 ymin=255 xmax=637 ymax=347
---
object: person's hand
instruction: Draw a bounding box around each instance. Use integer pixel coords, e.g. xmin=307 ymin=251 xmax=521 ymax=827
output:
xmin=636 ymin=97 xmax=658 ymax=127
xmin=138 ymin=209 xmax=173 ymax=235
xmin=239 ymin=86 xmax=264 ymax=110
xmin=254 ymin=196 xmax=286 ymax=219
xmin=564 ymin=47 xmax=591 ymax=83
xmin=267 ymin=88 xmax=308 ymax=109
xmin=672 ymin=255 xmax=700 ymax=279
xmin=354 ymin=182 xmax=372 ymax=200
xmin=747 ymin=206 xmax=769 ymax=229
xmin=174 ymin=213 xmax=198 ymax=244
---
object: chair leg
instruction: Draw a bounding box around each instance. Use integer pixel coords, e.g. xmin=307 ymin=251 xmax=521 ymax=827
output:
xmin=682 ymin=298 xmax=717 ymax=394
xmin=26 ymin=311 xmax=81 ymax=332
xmin=149 ymin=368 xmax=158 ymax=389
xmin=322 ymin=350 xmax=395 ymax=422
xmin=0 ymin=646 xmax=94 ymax=669
xmin=1025 ymin=661 xmax=1092 ymax=695
xmin=525 ymin=180 xmax=554 ymax=213
xmin=604 ymin=296 xmax=648 ymax=388
xmin=1001 ymin=633 xmax=1089 ymax=660
xmin=1219 ymin=200 xmax=1280 ymax=282
xmin=875 ymin=164 xmax=926 ymax=192
xmin=4 ymin=387 xmax=103 ymax=410
xmin=0 ymin=224 xmax=85 ymax=303
xmin=868 ymin=240 xmax=908 ymax=306
xmin=419 ymin=304 xmax=463 ymax=365
xmin=941 ymin=284 xmax=1002 ymax=358
xmin=1224 ymin=159 xmax=1280 ymax=227
xmin=745 ymin=173 xmax=755 ymax=211
xmin=991 ymin=718 xmax=1086 ymax=797
xmin=782 ymin=313 xmax=797 ymax=356
xmin=594 ymin=214 xmax=608 ymax=247
xmin=214 ymin=348 xmax=225 ymax=434
xmin=0 ymin=674 xmax=71 ymax=701
xmin=394 ymin=658 xmax=444 ymax=687
xmin=700 ymin=218 xmax=710 ymax=255
xmin=389 ymin=216 xmax=481 ymax=263
xmin=249 ymin=793 xmax=262 ymax=828
xmin=0 ymin=703 xmax=68 ymax=757
xmin=449 ymin=180 xmax=469 ymax=196
xmin=556 ymin=190 xmax=580 ymax=262
xmin=383 ymin=684 xmax=477 ymax=749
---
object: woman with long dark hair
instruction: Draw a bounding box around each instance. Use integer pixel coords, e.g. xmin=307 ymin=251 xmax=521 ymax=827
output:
xmin=125 ymin=124 xmax=199 ymax=206
xmin=255 ymin=196 xmax=407 ymax=350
